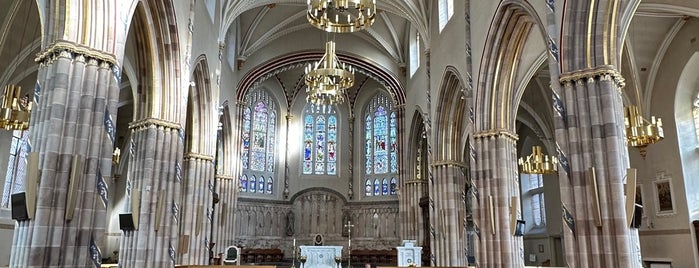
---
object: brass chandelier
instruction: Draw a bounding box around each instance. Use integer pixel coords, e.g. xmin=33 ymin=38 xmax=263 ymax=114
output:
xmin=624 ymin=105 xmax=663 ymax=158
xmin=518 ymin=146 xmax=558 ymax=174
xmin=305 ymin=41 xmax=354 ymax=106
xmin=0 ymin=85 xmax=31 ymax=131
xmin=307 ymin=0 xmax=376 ymax=33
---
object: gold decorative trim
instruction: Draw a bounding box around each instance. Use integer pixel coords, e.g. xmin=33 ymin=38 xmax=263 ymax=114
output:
xmin=129 ymin=117 xmax=182 ymax=130
xmin=184 ymin=152 xmax=214 ymax=161
xmin=35 ymin=40 xmax=116 ymax=65
xmin=473 ymin=128 xmax=518 ymax=141
xmin=431 ymin=160 xmax=468 ymax=168
xmin=559 ymin=65 xmax=625 ymax=88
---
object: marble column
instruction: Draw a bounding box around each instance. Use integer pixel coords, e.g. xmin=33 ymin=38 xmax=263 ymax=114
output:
xmin=556 ymin=66 xmax=641 ymax=267
xmin=10 ymin=42 xmax=119 ymax=267
xmin=178 ymin=153 xmax=215 ymax=264
xmin=119 ymin=118 xmax=183 ymax=267
xmin=472 ymin=131 xmax=523 ymax=267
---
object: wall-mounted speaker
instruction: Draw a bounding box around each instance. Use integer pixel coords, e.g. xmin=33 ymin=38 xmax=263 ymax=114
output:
xmin=631 ymin=204 xmax=643 ymax=229
xmin=514 ymin=220 xmax=526 ymax=236
xmin=11 ymin=192 xmax=29 ymax=221
xmin=119 ymin=213 xmax=136 ymax=231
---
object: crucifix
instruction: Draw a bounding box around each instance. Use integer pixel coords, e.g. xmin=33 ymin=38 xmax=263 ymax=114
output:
xmin=344 ymin=220 xmax=355 ymax=268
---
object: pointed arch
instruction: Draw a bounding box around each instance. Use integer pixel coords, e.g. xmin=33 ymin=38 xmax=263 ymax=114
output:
xmin=434 ymin=66 xmax=470 ymax=163
xmin=129 ymin=0 xmax=183 ymax=122
xmin=475 ymin=1 xmax=550 ymax=133
xmin=185 ymin=55 xmax=215 ymax=155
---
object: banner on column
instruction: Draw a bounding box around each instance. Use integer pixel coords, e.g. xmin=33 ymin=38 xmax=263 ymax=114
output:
xmin=562 ymin=203 xmax=576 ymax=237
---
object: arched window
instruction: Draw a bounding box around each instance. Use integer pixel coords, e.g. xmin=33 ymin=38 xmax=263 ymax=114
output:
xmin=409 ymin=31 xmax=420 ymax=77
xmin=240 ymin=175 xmax=248 ymax=192
xmin=249 ymin=175 xmax=256 ymax=193
xmin=521 ymin=173 xmax=546 ymax=231
xmin=373 ymin=179 xmax=380 ymax=196
xmin=241 ymin=90 xmax=277 ymax=195
xmin=302 ymin=104 xmax=338 ymax=175
xmin=365 ymin=179 xmax=372 ymax=196
xmin=364 ymin=93 xmax=398 ymax=197
xmin=693 ymin=95 xmax=699 ymax=141
xmin=2 ymin=130 xmax=29 ymax=208
xmin=438 ymin=0 xmax=454 ymax=32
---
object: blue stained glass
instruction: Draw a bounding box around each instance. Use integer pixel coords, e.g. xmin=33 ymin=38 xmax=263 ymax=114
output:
xmin=266 ymin=177 xmax=273 ymax=194
xmin=303 ymin=115 xmax=314 ymax=174
xmin=374 ymin=106 xmax=388 ymax=174
xmin=390 ymin=112 xmax=398 ymax=173
xmin=315 ymin=116 xmax=326 ymax=174
xmin=382 ymin=179 xmax=389 ymax=195
xmin=390 ymin=178 xmax=397 ymax=195
xmin=258 ymin=176 xmax=264 ymax=192
xmin=249 ymin=175 xmax=256 ymax=193
xmin=242 ymin=107 xmax=251 ymax=169
xmin=267 ymin=112 xmax=276 ymax=172
xmin=327 ymin=115 xmax=337 ymax=175
xmin=251 ymin=102 xmax=268 ymax=171
xmin=241 ymin=175 xmax=248 ymax=192
xmin=301 ymin=105 xmax=338 ymax=175
xmin=365 ymin=114 xmax=373 ymax=174
xmin=374 ymin=179 xmax=380 ymax=196
xmin=365 ymin=180 xmax=372 ymax=196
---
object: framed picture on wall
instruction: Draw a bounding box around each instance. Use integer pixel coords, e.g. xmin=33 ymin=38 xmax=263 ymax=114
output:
xmin=654 ymin=179 xmax=675 ymax=216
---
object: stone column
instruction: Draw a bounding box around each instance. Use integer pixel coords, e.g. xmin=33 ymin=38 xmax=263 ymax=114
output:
xmin=472 ymin=130 xmax=523 ymax=267
xmin=119 ymin=118 xmax=183 ymax=267
xmin=10 ymin=42 xmax=119 ymax=267
xmin=212 ymin=174 xmax=237 ymax=253
xmin=556 ymin=66 xmax=640 ymax=267
xmin=429 ymin=162 xmax=467 ymax=266
xmin=178 ymin=153 xmax=215 ymax=264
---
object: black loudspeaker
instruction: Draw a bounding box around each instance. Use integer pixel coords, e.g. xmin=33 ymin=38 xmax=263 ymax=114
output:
xmin=11 ymin=192 xmax=29 ymax=221
xmin=119 ymin=213 xmax=136 ymax=231
xmin=631 ymin=204 xmax=643 ymax=228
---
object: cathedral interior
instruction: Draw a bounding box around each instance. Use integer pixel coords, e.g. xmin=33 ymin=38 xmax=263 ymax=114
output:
xmin=1 ymin=0 xmax=699 ymax=267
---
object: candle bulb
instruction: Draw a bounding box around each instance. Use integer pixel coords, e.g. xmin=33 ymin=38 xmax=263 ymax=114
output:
xmin=293 ymin=238 xmax=296 ymax=248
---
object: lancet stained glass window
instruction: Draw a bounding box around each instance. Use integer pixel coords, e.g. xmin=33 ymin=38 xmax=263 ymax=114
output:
xmin=302 ymin=104 xmax=338 ymax=175
xmin=363 ymin=93 xmax=398 ymax=196
xmin=241 ymin=90 xmax=276 ymax=195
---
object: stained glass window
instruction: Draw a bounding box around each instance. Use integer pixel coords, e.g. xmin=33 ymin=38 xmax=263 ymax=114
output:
xmin=2 ymin=130 xmax=29 ymax=208
xmin=241 ymin=175 xmax=248 ymax=192
xmin=364 ymin=93 xmax=398 ymax=197
xmin=390 ymin=178 xmax=397 ymax=195
xmin=257 ymin=176 xmax=264 ymax=193
xmin=241 ymin=90 xmax=277 ymax=195
xmin=382 ymin=179 xmax=389 ymax=195
xmin=302 ymin=104 xmax=338 ymax=175
xmin=266 ymin=177 xmax=273 ymax=194
xmin=373 ymin=179 xmax=380 ymax=196
xmin=249 ymin=175 xmax=256 ymax=193
xmin=365 ymin=179 xmax=372 ymax=196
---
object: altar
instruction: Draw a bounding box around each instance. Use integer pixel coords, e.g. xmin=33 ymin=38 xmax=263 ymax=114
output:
xmin=299 ymin=245 xmax=343 ymax=268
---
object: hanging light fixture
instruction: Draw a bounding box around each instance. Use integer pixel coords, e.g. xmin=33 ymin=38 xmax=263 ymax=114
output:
xmin=518 ymin=146 xmax=558 ymax=174
xmin=624 ymin=105 xmax=663 ymax=158
xmin=305 ymin=40 xmax=354 ymax=106
xmin=307 ymin=0 xmax=376 ymax=33
xmin=0 ymin=85 xmax=31 ymax=131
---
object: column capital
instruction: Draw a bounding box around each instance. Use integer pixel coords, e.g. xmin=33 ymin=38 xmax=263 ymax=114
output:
xmin=35 ymin=40 xmax=116 ymax=66
xmin=184 ymin=152 xmax=215 ymax=161
xmin=559 ymin=65 xmax=625 ymax=89
xmin=129 ymin=117 xmax=182 ymax=131
xmin=473 ymin=128 xmax=518 ymax=141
